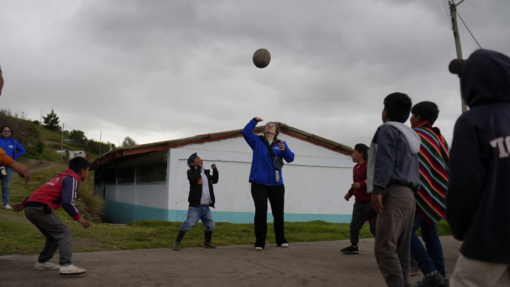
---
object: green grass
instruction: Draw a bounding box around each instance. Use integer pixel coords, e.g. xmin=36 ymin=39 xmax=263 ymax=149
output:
xmin=23 ymin=125 xmax=99 ymax=162
xmin=0 ymin=165 xmax=452 ymax=255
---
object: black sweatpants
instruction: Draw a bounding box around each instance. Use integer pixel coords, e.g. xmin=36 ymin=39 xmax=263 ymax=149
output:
xmin=251 ymin=183 xmax=287 ymax=248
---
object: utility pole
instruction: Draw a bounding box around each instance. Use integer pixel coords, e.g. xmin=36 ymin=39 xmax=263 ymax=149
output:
xmin=99 ymin=130 xmax=102 ymax=155
xmin=61 ymin=123 xmax=64 ymax=163
xmin=449 ymin=0 xmax=468 ymax=113
xmin=40 ymin=110 xmax=43 ymax=125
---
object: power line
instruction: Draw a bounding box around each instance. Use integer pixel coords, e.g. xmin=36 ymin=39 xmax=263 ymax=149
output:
xmin=456 ymin=10 xmax=482 ymax=49
xmin=441 ymin=0 xmax=451 ymax=24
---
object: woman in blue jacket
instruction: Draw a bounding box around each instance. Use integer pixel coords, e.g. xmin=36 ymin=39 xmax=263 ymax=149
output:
xmin=0 ymin=126 xmax=26 ymax=209
xmin=243 ymin=117 xmax=295 ymax=251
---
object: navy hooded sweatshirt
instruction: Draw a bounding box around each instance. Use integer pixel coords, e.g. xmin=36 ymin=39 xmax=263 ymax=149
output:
xmin=446 ymin=49 xmax=510 ymax=264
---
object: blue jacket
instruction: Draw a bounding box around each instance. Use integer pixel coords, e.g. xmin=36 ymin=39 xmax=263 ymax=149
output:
xmin=0 ymin=137 xmax=25 ymax=161
xmin=243 ymin=119 xmax=295 ymax=186
xmin=446 ymin=49 xmax=510 ymax=264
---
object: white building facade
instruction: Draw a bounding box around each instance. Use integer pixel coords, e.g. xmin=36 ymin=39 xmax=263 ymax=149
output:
xmin=93 ymin=124 xmax=356 ymax=224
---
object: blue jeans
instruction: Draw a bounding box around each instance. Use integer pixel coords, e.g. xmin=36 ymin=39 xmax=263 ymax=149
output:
xmin=1 ymin=167 xmax=13 ymax=206
xmin=411 ymin=212 xmax=446 ymax=277
xmin=180 ymin=206 xmax=215 ymax=232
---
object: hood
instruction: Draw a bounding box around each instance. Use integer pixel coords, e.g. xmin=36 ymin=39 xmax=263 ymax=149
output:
xmin=461 ymin=49 xmax=510 ymax=107
xmin=385 ymin=122 xmax=421 ymax=154
xmin=58 ymin=169 xmax=81 ymax=183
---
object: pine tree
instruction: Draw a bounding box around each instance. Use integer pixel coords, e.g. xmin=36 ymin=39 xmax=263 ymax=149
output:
xmin=42 ymin=109 xmax=60 ymax=131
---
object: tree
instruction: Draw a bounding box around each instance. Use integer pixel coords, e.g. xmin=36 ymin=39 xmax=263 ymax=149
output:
xmin=42 ymin=109 xmax=60 ymax=131
xmin=69 ymin=130 xmax=87 ymax=146
xmin=122 ymin=136 xmax=137 ymax=147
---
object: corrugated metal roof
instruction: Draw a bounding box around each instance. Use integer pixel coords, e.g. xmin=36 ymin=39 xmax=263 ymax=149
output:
xmin=90 ymin=122 xmax=353 ymax=170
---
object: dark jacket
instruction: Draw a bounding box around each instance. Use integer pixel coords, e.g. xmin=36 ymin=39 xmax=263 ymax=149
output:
xmin=367 ymin=122 xmax=421 ymax=195
xmin=446 ymin=49 xmax=510 ymax=264
xmin=242 ymin=119 xmax=295 ymax=186
xmin=187 ymin=167 xmax=219 ymax=207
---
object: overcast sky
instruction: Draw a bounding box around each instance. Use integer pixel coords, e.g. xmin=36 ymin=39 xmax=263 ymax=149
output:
xmin=1 ymin=0 xmax=508 ymax=149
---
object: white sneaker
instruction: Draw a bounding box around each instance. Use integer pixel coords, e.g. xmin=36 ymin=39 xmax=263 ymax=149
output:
xmin=4 ymin=205 xmax=12 ymax=210
xmin=280 ymin=243 xmax=289 ymax=248
xmin=254 ymin=247 xmax=263 ymax=251
xmin=35 ymin=261 xmax=60 ymax=270
xmin=59 ymin=264 xmax=87 ymax=275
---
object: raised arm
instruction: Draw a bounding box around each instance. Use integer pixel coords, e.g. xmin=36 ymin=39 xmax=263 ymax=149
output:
xmin=243 ymin=118 xmax=261 ymax=150
xmin=187 ymin=167 xmax=202 ymax=184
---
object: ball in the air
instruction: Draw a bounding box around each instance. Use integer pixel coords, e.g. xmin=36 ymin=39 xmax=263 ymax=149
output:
xmin=253 ymin=48 xmax=271 ymax=68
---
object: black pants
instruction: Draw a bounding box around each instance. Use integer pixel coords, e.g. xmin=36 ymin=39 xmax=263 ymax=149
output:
xmin=350 ymin=201 xmax=376 ymax=245
xmin=251 ymin=183 xmax=287 ymax=248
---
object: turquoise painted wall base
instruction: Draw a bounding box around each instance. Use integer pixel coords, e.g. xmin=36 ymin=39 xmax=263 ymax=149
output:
xmin=104 ymin=201 xmax=352 ymax=224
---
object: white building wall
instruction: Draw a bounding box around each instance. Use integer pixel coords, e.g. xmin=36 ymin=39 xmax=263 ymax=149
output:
xmin=169 ymin=134 xmax=355 ymax=223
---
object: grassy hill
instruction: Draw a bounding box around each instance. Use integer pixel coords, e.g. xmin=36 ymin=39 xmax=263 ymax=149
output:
xmin=23 ymin=124 xmax=100 ymax=162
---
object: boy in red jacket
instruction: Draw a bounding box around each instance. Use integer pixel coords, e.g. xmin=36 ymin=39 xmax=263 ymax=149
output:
xmin=12 ymin=157 xmax=90 ymax=275
xmin=341 ymin=144 xmax=375 ymax=254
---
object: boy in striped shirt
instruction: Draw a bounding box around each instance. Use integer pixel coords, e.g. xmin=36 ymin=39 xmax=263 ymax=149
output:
xmin=409 ymin=101 xmax=449 ymax=287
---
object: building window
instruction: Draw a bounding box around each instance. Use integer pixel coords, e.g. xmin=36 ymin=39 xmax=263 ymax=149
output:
xmin=117 ymin=166 xmax=135 ymax=185
xmin=137 ymin=157 xmax=167 ymax=184
xmin=104 ymin=169 xmax=117 ymax=185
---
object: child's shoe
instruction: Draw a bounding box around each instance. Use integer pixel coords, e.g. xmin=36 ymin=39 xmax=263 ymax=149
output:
xmin=280 ymin=243 xmax=289 ymax=248
xmin=416 ymin=272 xmax=444 ymax=287
xmin=59 ymin=264 xmax=87 ymax=275
xmin=254 ymin=247 xmax=263 ymax=251
xmin=3 ymin=205 xmax=12 ymax=210
xmin=340 ymin=245 xmax=359 ymax=254
xmin=35 ymin=261 xmax=60 ymax=270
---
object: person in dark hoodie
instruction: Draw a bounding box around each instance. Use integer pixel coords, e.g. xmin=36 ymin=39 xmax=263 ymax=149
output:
xmin=173 ymin=153 xmax=219 ymax=251
xmin=447 ymin=49 xmax=510 ymax=286
xmin=367 ymin=92 xmax=421 ymax=287
xmin=341 ymin=143 xmax=376 ymax=255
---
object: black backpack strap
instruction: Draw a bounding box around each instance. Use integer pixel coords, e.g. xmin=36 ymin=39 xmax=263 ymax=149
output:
xmin=259 ymin=135 xmax=277 ymax=157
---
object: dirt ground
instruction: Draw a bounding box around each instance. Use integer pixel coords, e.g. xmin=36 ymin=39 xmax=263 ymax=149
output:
xmin=0 ymin=236 xmax=508 ymax=287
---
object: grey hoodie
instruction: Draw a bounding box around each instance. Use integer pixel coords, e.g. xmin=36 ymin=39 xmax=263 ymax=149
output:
xmin=367 ymin=122 xmax=421 ymax=195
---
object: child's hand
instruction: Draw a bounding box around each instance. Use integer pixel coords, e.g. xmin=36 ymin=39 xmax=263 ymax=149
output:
xmin=344 ymin=193 xmax=352 ymax=201
xmin=78 ymin=217 xmax=90 ymax=229
xmin=371 ymin=194 xmax=384 ymax=214
xmin=278 ymin=142 xmax=286 ymax=151
xmin=211 ymin=164 xmax=217 ymax=169
xmin=351 ymin=182 xmax=360 ymax=189
xmin=12 ymin=203 xmax=24 ymax=212
xmin=254 ymin=117 xmax=263 ymax=122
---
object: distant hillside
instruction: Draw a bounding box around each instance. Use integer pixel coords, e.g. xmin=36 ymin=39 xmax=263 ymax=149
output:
xmin=24 ymin=125 xmax=100 ymax=162
xmin=1 ymin=109 xmax=109 ymax=162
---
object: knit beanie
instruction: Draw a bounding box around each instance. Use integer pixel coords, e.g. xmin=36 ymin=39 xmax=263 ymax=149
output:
xmin=187 ymin=153 xmax=198 ymax=166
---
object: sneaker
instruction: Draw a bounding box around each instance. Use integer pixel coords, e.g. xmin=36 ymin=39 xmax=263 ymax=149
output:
xmin=59 ymin=264 xmax=87 ymax=275
xmin=416 ymin=272 xmax=444 ymax=287
xmin=254 ymin=247 xmax=263 ymax=251
xmin=4 ymin=205 xmax=12 ymax=210
xmin=340 ymin=245 xmax=359 ymax=255
xmin=35 ymin=261 xmax=60 ymax=270
xmin=280 ymin=243 xmax=289 ymax=248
